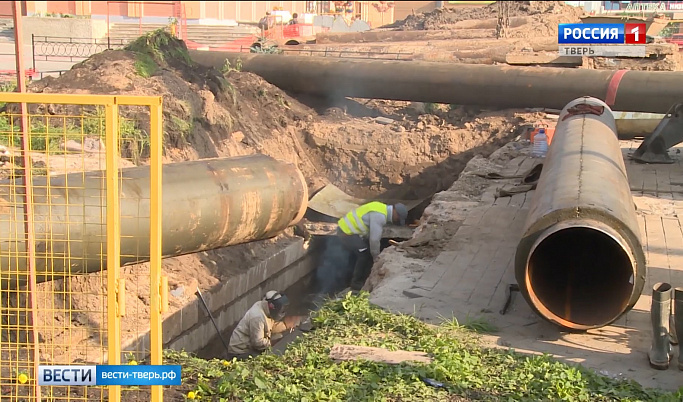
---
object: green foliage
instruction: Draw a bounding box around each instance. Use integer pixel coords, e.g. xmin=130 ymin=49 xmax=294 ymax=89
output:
xmin=0 ymin=81 xmax=17 ymax=109
xmin=220 ymin=58 xmax=242 ymax=74
xmin=0 ymin=81 xmax=17 ymax=93
xmin=0 ymin=116 xmax=83 ymax=152
xmin=0 ymin=107 xmax=145 ymax=163
xmin=439 ymin=314 xmax=499 ymax=334
xmin=165 ymin=293 xmax=681 ymax=401
xmin=124 ymin=29 xmax=193 ymax=72
xmin=133 ymin=53 xmax=158 ymax=78
xmin=659 ymin=23 xmax=679 ymax=39
xmin=169 ymin=115 xmax=192 ymax=144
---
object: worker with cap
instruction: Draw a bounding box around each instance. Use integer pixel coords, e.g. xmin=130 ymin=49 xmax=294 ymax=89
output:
xmin=337 ymin=202 xmax=409 ymax=290
xmin=227 ymin=290 xmax=291 ymax=360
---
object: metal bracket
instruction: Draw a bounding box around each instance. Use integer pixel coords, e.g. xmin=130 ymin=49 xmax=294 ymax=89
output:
xmin=117 ymin=279 xmax=126 ymax=317
xmin=499 ymin=283 xmax=520 ymax=315
xmin=631 ymin=103 xmax=683 ymax=164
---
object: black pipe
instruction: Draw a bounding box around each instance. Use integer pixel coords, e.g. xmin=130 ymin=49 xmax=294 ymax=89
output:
xmin=0 ymin=155 xmax=308 ymax=287
xmin=189 ymin=52 xmax=683 ymax=114
xmin=514 ymin=96 xmax=646 ymax=331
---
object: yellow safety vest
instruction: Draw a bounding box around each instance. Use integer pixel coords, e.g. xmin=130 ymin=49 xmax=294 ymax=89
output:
xmin=338 ymin=202 xmax=387 ymax=236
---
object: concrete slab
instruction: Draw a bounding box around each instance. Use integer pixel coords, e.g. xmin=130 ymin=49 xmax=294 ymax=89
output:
xmin=505 ymin=51 xmax=582 ymax=66
xmin=369 ymin=139 xmax=683 ymax=391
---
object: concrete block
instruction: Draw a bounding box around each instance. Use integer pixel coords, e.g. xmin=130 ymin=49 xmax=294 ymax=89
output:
xmin=180 ymin=301 xmax=200 ymax=333
xmin=162 ymin=310 xmax=183 ymax=344
xmin=211 ymin=281 xmax=232 ymax=313
xmin=505 ymin=51 xmax=582 ymax=66
xmin=265 ymin=251 xmax=286 ymax=278
xmin=22 ymin=17 xmax=108 ymax=44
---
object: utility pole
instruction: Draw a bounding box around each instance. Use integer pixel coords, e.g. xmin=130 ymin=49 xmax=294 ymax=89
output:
xmin=12 ymin=1 xmax=41 ymax=400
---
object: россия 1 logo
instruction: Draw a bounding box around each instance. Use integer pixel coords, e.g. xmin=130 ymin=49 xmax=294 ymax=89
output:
xmin=557 ymin=23 xmax=647 ymax=57
xmin=558 ymin=23 xmax=646 ymax=45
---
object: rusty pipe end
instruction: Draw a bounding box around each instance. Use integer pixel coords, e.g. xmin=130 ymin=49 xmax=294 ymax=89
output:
xmin=291 ymin=166 xmax=308 ymax=226
xmin=558 ymin=96 xmax=618 ymax=135
xmin=524 ymin=219 xmax=637 ymax=331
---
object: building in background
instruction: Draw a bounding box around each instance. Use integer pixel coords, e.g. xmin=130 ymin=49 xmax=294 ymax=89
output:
xmin=598 ymin=1 xmax=683 ymax=16
xmin=0 ymin=1 xmax=394 ymax=28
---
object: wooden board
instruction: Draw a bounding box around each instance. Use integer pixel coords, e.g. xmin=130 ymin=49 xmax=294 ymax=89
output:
xmin=329 ymin=344 xmax=432 ymax=364
xmin=505 ymin=52 xmax=582 ymax=65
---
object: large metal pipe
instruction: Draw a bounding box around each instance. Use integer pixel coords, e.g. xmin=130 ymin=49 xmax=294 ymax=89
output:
xmin=514 ymin=97 xmax=646 ymax=331
xmin=0 ymin=155 xmax=308 ymax=287
xmin=189 ymin=52 xmax=683 ymax=114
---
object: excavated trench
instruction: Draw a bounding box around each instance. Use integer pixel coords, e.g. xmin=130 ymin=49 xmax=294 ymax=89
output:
xmin=195 ymin=238 xmax=406 ymax=360
xmin=0 ymin=101 xmax=528 ymax=371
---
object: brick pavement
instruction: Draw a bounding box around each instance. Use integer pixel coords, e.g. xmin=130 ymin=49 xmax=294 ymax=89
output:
xmin=385 ymin=141 xmax=683 ymax=391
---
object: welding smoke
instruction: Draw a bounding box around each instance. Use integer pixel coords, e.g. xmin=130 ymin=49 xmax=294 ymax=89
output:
xmin=314 ymin=236 xmax=353 ymax=295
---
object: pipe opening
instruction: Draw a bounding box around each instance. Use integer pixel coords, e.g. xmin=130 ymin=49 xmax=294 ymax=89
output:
xmin=527 ymin=226 xmax=634 ymax=329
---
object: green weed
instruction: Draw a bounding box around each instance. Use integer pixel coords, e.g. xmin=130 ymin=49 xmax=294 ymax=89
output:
xmin=439 ymin=314 xmax=498 ymax=334
xmin=221 ymin=58 xmax=242 ymax=74
xmin=169 ymin=115 xmax=192 ymax=144
xmin=0 ymin=108 xmax=146 ymax=164
xmin=125 ymin=29 xmax=193 ymax=71
xmin=133 ymin=53 xmax=158 ymax=78
xmin=164 ymin=293 xmax=681 ymax=401
xmin=0 ymin=115 xmax=83 ymax=152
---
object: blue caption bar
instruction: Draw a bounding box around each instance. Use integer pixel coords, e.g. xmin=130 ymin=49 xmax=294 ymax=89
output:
xmin=558 ymin=23 xmax=624 ymax=44
xmin=97 ymin=365 xmax=182 ymax=386
xmin=38 ymin=365 xmax=182 ymax=386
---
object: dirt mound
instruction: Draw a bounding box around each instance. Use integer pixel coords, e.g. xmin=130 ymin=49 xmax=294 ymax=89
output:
xmin=303 ymin=101 xmax=531 ymax=200
xmin=25 ymin=30 xmax=324 ymax=188
xmin=389 ymin=1 xmax=581 ymax=31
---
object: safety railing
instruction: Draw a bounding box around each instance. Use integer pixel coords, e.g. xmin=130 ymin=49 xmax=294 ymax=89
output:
xmin=0 ymin=93 xmax=164 ymax=402
xmin=31 ymin=35 xmax=128 ymax=66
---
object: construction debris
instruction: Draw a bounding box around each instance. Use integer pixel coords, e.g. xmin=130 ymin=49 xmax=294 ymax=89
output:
xmin=329 ymin=344 xmax=433 ymax=365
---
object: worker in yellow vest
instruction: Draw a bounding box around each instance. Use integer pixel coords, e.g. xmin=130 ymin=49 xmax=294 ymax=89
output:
xmin=337 ymin=202 xmax=409 ymax=290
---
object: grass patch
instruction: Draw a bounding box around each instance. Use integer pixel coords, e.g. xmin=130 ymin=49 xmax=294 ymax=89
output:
xmin=0 ymin=116 xmax=84 ymax=152
xmin=133 ymin=53 xmax=158 ymax=78
xmin=440 ymin=315 xmax=499 ymax=334
xmin=124 ymin=29 xmax=193 ymax=68
xmin=0 ymin=108 xmax=146 ymax=163
xmin=164 ymin=293 xmax=681 ymax=401
xmin=221 ymin=58 xmax=242 ymax=73
xmin=169 ymin=115 xmax=192 ymax=144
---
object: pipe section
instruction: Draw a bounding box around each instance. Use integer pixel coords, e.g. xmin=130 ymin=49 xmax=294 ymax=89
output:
xmin=189 ymin=52 xmax=683 ymax=113
xmin=0 ymin=155 xmax=308 ymax=287
xmin=514 ymin=97 xmax=646 ymax=330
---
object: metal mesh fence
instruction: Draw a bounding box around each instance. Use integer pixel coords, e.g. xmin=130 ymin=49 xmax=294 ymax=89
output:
xmin=0 ymin=93 xmax=164 ymax=402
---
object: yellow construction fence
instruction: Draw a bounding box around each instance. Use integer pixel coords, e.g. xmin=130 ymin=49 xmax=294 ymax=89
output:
xmin=0 ymin=93 xmax=165 ymax=402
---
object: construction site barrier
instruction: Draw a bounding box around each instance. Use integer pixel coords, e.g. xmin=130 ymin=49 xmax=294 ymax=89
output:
xmin=0 ymin=93 xmax=164 ymax=402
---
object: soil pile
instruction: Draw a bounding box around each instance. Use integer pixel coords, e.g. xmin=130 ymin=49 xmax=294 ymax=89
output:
xmin=25 ymin=30 xmax=325 ymax=188
xmin=389 ymin=1 xmax=580 ymax=31
xmin=303 ymin=100 xmax=531 ymax=200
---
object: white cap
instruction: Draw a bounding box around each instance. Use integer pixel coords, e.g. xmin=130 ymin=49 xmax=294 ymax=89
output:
xmin=264 ymin=290 xmax=280 ymax=300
